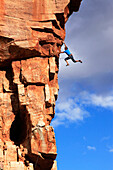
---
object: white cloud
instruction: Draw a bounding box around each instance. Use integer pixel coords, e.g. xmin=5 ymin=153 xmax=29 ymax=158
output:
xmin=109 ymin=148 xmax=113 ymax=153
xmin=87 ymin=146 xmax=96 ymax=151
xmin=101 ymin=136 xmax=110 ymax=142
xmin=90 ymin=95 xmax=113 ymax=108
xmin=79 ymin=91 xmax=113 ymax=109
xmin=83 ymin=136 xmax=87 ymax=141
xmin=51 ymin=98 xmax=89 ymax=127
xmin=51 ymin=91 xmax=113 ymax=127
xmin=51 ymin=119 xmax=65 ymax=127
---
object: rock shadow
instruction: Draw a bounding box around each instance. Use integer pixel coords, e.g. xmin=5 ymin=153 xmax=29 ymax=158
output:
xmin=5 ymin=64 xmax=32 ymax=146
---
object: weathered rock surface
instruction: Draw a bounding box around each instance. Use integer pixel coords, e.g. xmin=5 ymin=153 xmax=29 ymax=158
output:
xmin=0 ymin=0 xmax=82 ymax=169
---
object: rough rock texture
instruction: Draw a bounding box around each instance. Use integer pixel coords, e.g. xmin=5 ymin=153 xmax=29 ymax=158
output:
xmin=0 ymin=0 xmax=82 ymax=169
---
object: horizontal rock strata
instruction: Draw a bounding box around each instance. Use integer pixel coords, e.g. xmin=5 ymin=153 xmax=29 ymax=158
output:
xmin=0 ymin=0 xmax=82 ymax=169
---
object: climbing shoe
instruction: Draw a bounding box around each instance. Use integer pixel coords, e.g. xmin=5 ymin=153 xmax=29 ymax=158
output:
xmin=79 ymin=60 xmax=82 ymax=63
xmin=66 ymin=64 xmax=69 ymax=66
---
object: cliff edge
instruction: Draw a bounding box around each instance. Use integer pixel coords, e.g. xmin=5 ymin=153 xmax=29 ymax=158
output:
xmin=0 ymin=0 xmax=82 ymax=169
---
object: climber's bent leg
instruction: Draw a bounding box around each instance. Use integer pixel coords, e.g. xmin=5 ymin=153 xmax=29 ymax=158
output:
xmin=70 ymin=56 xmax=82 ymax=63
xmin=64 ymin=56 xmax=70 ymax=66
xmin=71 ymin=56 xmax=77 ymax=63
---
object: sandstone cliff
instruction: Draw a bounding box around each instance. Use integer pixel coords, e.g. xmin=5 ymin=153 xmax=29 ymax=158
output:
xmin=0 ymin=0 xmax=82 ymax=169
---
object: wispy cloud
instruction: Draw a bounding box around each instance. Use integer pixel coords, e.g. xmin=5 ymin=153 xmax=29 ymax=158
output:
xmin=51 ymin=91 xmax=113 ymax=127
xmin=87 ymin=146 xmax=96 ymax=151
xmin=89 ymin=94 xmax=113 ymax=108
xmin=107 ymin=145 xmax=113 ymax=153
xmin=51 ymin=98 xmax=89 ymax=127
xmin=101 ymin=136 xmax=110 ymax=142
xmin=79 ymin=91 xmax=113 ymax=109
xmin=109 ymin=148 xmax=113 ymax=153
xmin=83 ymin=136 xmax=87 ymax=141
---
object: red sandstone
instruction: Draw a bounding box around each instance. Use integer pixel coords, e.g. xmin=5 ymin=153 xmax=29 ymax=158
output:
xmin=0 ymin=0 xmax=82 ymax=169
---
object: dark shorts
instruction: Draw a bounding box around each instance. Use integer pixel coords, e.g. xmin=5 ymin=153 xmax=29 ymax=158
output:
xmin=64 ymin=55 xmax=76 ymax=63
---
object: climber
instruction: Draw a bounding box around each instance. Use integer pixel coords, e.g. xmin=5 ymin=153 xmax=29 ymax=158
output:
xmin=60 ymin=42 xmax=82 ymax=66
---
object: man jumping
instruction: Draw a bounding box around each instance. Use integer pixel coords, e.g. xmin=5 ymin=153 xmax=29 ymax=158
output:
xmin=60 ymin=42 xmax=82 ymax=66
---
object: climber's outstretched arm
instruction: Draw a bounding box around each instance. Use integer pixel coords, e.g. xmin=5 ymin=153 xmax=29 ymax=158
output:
xmin=63 ymin=41 xmax=68 ymax=49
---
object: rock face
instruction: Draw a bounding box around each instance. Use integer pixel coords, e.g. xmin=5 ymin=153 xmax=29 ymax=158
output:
xmin=0 ymin=0 xmax=82 ymax=169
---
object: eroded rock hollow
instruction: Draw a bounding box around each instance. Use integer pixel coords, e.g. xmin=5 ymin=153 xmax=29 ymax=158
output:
xmin=0 ymin=0 xmax=82 ymax=169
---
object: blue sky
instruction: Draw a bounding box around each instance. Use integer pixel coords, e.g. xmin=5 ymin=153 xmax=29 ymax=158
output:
xmin=51 ymin=0 xmax=113 ymax=169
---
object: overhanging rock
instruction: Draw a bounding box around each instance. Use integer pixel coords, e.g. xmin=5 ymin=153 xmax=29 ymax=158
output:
xmin=0 ymin=0 xmax=82 ymax=169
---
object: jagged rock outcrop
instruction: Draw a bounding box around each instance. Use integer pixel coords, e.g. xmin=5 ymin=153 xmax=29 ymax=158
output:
xmin=0 ymin=0 xmax=82 ymax=169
